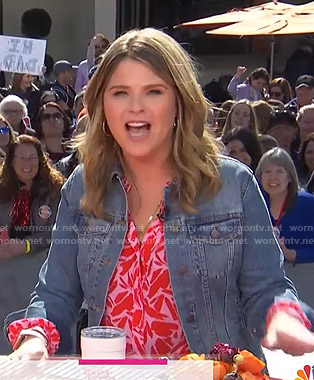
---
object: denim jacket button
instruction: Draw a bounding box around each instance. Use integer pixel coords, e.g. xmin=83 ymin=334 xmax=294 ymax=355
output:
xmin=178 ymin=265 xmax=188 ymax=275
xmin=211 ymin=228 xmax=220 ymax=239
xmin=252 ymin=328 xmax=257 ymax=334
xmin=186 ymin=313 xmax=195 ymax=323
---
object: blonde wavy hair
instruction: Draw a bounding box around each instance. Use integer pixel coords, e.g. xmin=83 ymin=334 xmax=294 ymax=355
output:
xmin=78 ymin=28 xmax=222 ymax=219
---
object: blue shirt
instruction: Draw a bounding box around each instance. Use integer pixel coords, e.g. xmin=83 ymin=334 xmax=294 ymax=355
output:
xmin=267 ymin=191 xmax=314 ymax=264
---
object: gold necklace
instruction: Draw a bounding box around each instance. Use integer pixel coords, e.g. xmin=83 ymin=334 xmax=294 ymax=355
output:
xmin=136 ymin=198 xmax=163 ymax=242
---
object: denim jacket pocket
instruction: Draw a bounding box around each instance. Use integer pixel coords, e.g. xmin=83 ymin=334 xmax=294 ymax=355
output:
xmin=74 ymin=215 xmax=112 ymax=294
xmin=188 ymin=217 xmax=242 ymax=277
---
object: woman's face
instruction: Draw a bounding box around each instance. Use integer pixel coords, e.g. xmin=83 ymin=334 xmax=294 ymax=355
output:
xmin=21 ymin=74 xmax=33 ymax=89
xmin=304 ymin=140 xmax=314 ymax=172
xmin=0 ymin=102 xmax=24 ymax=128
xmin=261 ymin=164 xmax=290 ymax=196
xmin=269 ymin=86 xmax=284 ymax=102
xmin=41 ymin=106 xmax=65 ymax=138
xmin=12 ymin=143 xmax=39 ymax=184
xmin=267 ymin=124 xmax=296 ymax=152
xmin=298 ymin=110 xmax=314 ymax=142
xmin=0 ymin=122 xmax=11 ymax=148
xmin=103 ymin=59 xmax=177 ymax=162
xmin=226 ymin=139 xmax=252 ymax=167
xmin=230 ymin=104 xmax=251 ymax=129
xmin=251 ymin=78 xmax=267 ymax=91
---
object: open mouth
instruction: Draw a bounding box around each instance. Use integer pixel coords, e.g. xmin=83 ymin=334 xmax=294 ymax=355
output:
xmin=126 ymin=122 xmax=151 ymax=138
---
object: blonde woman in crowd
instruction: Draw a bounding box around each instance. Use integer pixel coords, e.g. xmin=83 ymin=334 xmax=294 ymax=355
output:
xmin=222 ymin=100 xmax=259 ymax=138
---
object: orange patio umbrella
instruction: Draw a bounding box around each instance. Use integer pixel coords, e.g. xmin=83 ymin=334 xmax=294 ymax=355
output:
xmin=176 ymin=1 xmax=297 ymax=28
xmin=204 ymin=1 xmax=314 ymax=77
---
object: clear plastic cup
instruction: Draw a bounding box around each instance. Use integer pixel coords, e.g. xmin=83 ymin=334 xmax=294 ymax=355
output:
xmin=80 ymin=326 xmax=126 ymax=359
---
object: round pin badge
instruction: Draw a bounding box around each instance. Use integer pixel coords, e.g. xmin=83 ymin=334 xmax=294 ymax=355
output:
xmin=38 ymin=205 xmax=52 ymax=219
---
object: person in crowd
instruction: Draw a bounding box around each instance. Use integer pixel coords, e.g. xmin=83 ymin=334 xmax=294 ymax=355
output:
xmin=36 ymin=102 xmax=71 ymax=164
xmin=265 ymin=109 xmax=300 ymax=161
xmin=51 ymin=61 xmax=76 ymax=118
xmin=214 ymin=100 xmax=235 ymax=137
xmin=0 ymin=135 xmax=64 ymax=353
xmin=40 ymin=91 xmax=60 ymax=107
xmin=268 ymin=78 xmax=292 ymax=104
xmin=296 ymin=133 xmax=314 ymax=189
xmin=2 ymin=73 xmax=41 ymax=122
xmin=0 ymin=115 xmax=16 ymax=155
xmin=222 ymin=127 xmax=262 ymax=172
xmin=286 ymin=75 xmax=314 ymax=114
xmin=258 ymin=135 xmax=279 ymax=155
xmin=6 ymin=28 xmax=314 ymax=361
xmin=227 ymin=66 xmax=269 ymax=101
xmin=74 ymin=91 xmax=85 ymax=121
xmin=256 ymin=147 xmax=314 ymax=309
xmin=75 ymin=34 xmax=110 ymax=92
xmin=252 ymin=100 xmax=274 ymax=134
xmin=222 ymin=100 xmax=259 ymax=138
xmin=0 ymin=95 xmax=35 ymax=136
xmin=56 ymin=115 xmax=88 ymax=178
xmin=297 ymin=104 xmax=314 ymax=144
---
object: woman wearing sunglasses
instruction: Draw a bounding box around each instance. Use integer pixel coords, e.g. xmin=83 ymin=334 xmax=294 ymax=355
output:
xmin=268 ymin=78 xmax=292 ymax=105
xmin=0 ymin=115 xmax=16 ymax=155
xmin=36 ymin=102 xmax=71 ymax=164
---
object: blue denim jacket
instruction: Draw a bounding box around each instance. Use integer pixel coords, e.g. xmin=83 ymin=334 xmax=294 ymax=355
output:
xmin=8 ymin=157 xmax=298 ymax=358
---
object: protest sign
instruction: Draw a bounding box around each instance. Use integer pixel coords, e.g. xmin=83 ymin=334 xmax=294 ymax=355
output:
xmin=0 ymin=35 xmax=46 ymax=75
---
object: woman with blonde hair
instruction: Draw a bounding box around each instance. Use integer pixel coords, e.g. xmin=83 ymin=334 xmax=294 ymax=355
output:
xmin=268 ymin=78 xmax=292 ymax=104
xmin=7 ymin=28 xmax=314 ymax=360
xmin=222 ymin=100 xmax=259 ymax=138
xmin=256 ymin=147 xmax=314 ymax=309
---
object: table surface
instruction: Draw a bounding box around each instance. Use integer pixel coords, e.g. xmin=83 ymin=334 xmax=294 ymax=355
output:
xmin=1 ymin=349 xmax=314 ymax=380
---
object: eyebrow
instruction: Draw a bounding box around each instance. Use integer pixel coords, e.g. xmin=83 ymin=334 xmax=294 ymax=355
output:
xmin=108 ymin=83 xmax=168 ymax=91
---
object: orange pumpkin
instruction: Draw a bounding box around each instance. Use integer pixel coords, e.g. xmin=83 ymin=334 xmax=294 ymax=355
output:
xmin=213 ymin=360 xmax=230 ymax=380
xmin=237 ymin=350 xmax=265 ymax=375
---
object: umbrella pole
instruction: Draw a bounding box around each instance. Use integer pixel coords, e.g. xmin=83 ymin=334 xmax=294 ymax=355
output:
xmin=270 ymin=37 xmax=275 ymax=79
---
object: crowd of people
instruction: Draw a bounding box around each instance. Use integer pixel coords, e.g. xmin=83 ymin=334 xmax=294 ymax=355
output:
xmin=1 ymin=28 xmax=314 ymax=363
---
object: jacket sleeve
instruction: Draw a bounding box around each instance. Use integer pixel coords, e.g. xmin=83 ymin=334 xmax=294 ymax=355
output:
xmin=227 ymin=75 xmax=241 ymax=99
xmin=237 ymin=170 xmax=299 ymax=340
xmin=22 ymin=175 xmax=83 ymax=353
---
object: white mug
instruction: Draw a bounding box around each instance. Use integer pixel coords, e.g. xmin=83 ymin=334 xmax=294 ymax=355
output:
xmin=81 ymin=326 xmax=126 ymax=359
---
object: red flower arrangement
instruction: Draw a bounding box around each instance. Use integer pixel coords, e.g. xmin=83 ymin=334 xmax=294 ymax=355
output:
xmin=179 ymin=343 xmax=269 ymax=380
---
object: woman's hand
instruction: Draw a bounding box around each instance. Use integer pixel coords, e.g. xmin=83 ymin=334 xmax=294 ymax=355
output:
xmin=9 ymin=336 xmax=48 ymax=360
xmin=262 ymin=311 xmax=314 ymax=355
xmin=236 ymin=66 xmax=247 ymax=78
xmin=0 ymin=239 xmax=26 ymax=259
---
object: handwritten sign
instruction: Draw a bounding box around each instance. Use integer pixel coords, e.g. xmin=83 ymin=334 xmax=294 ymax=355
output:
xmin=0 ymin=35 xmax=46 ymax=75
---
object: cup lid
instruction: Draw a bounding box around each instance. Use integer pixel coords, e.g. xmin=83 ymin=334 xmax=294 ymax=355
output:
xmin=81 ymin=326 xmax=126 ymax=339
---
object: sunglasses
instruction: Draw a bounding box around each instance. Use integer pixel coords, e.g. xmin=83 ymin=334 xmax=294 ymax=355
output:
xmin=0 ymin=126 xmax=9 ymax=134
xmin=42 ymin=112 xmax=64 ymax=122
xmin=270 ymin=91 xmax=282 ymax=98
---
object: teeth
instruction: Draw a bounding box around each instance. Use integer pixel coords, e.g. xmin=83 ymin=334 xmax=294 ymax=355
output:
xmin=127 ymin=122 xmax=148 ymax=127
xmin=22 ymin=169 xmax=32 ymax=172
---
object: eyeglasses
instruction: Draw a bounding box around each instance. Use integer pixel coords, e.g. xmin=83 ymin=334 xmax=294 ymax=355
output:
xmin=270 ymin=91 xmax=282 ymax=98
xmin=42 ymin=112 xmax=64 ymax=122
xmin=0 ymin=126 xmax=9 ymax=134
xmin=14 ymin=155 xmax=39 ymax=162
